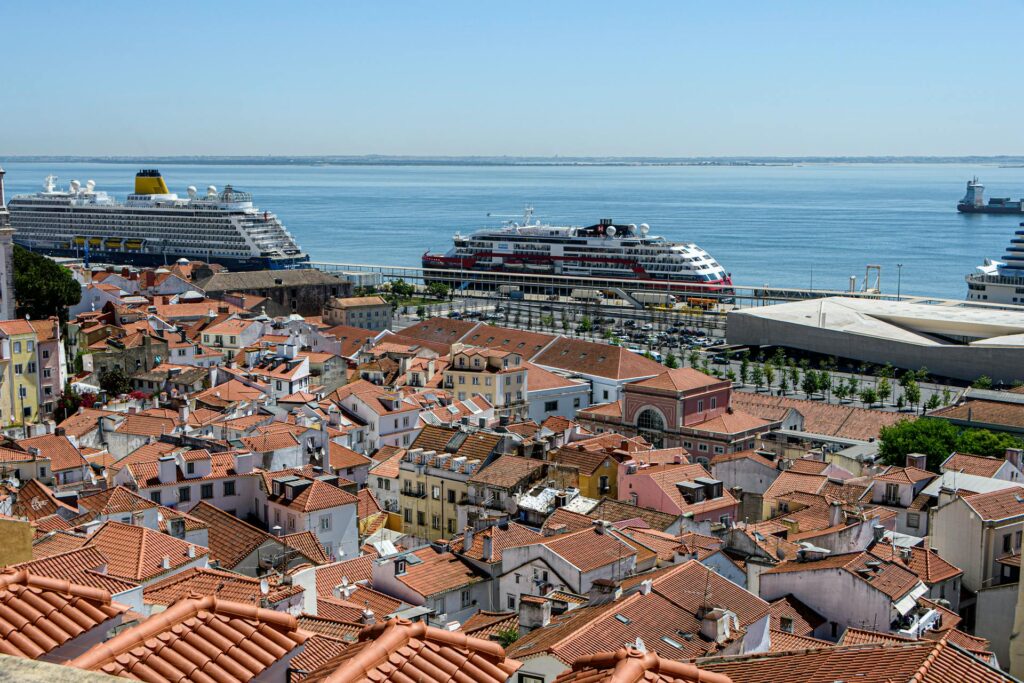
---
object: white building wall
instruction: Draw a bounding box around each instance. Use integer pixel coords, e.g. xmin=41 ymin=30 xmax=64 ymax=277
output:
xmin=759 ymin=569 xmax=893 ymax=638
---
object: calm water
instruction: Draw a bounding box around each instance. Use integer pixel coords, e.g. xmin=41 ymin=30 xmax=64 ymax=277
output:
xmin=5 ymin=161 xmax=1024 ymax=299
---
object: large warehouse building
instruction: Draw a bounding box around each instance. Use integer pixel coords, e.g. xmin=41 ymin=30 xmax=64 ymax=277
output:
xmin=727 ymin=297 xmax=1024 ymax=384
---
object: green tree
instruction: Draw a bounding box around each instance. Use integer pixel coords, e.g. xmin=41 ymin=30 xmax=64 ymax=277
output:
xmin=926 ymin=394 xmax=942 ymax=412
xmin=12 ymin=245 xmax=82 ymax=323
xmin=972 ymin=375 xmax=994 ymax=390
xmin=494 ymin=626 xmax=519 ymax=647
xmin=764 ymin=363 xmax=775 ymax=390
xmin=957 ymin=428 xmax=1024 ymax=458
xmin=541 ymin=314 xmax=555 ymax=329
xmin=415 ymin=305 xmax=426 ymax=319
xmin=877 ymin=377 xmax=892 ymax=405
xmin=788 ymin=364 xmax=800 ymax=391
xmin=426 ymin=282 xmax=450 ymax=299
xmin=579 ymin=316 xmax=593 ymax=333
xmin=833 ymin=381 xmax=848 ymax=403
xmin=801 ymin=370 xmax=818 ymax=398
xmin=739 ymin=357 xmax=750 ymax=384
xmin=664 ymin=353 xmax=680 ymax=369
xmin=689 ymin=350 xmax=701 ymax=369
xmin=726 ymin=369 xmax=737 ymax=383
xmin=389 ymin=279 xmax=415 ymax=299
xmin=878 ymin=418 xmax=960 ymax=470
xmin=53 ymin=382 xmax=83 ymax=423
xmin=751 ymin=364 xmax=764 ymax=391
xmin=895 ymin=394 xmax=906 ymax=412
xmin=99 ymin=367 xmax=131 ymax=396
xmin=904 ymin=379 xmax=922 ymax=412
xmin=859 ymin=386 xmax=878 ymax=407
xmin=778 ymin=372 xmax=789 ymax=395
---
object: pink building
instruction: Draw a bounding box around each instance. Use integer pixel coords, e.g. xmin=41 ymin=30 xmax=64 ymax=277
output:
xmin=618 ymin=460 xmax=740 ymax=525
xmin=30 ymin=318 xmax=66 ymax=417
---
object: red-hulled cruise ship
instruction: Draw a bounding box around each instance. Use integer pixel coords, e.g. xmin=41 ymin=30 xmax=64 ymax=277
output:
xmin=423 ymin=209 xmax=731 ymax=291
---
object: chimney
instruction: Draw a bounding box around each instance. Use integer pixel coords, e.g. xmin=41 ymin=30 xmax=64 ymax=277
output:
xmin=361 ymin=605 xmax=376 ymax=625
xmin=518 ymin=596 xmax=552 ymax=635
xmin=872 ymin=523 xmax=886 ymax=543
xmin=828 ymin=500 xmax=843 ymax=527
xmin=700 ymin=608 xmax=736 ymax=644
xmin=1005 ymin=448 xmax=1023 ymax=471
xmin=587 ymin=578 xmax=621 ymax=606
xmin=187 ymin=545 xmax=196 ymax=558
xmin=179 ymin=404 xmax=190 ymax=424
xmin=906 ymin=453 xmax=928 ymax=470
xmin=158 ymin=456 xmax=177 ymax=484
xmin=482 ymin=534 xmax=494 ymax=562
xmin=233 ymin=451 xmax=253 ymax=474
xmin=161 ymin=556 xmax=171 ymax=570
xmin=639 ymin=579 xmax=653 ymax=596
xmin=463 ymin=526 xmax=475 ymax=551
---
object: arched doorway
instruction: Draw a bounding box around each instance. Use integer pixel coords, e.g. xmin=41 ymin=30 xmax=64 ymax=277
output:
xmin=636 ymin=407 xmax=666 ymax=448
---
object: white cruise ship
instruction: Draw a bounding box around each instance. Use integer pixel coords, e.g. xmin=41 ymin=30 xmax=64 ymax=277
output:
xmin=423 ymin=209 xmax=731 ymax=291
xmin=966 ymin=222 xmax=1024 ymax=305
xmin=8 ymin=170 xmax=308 ymax=270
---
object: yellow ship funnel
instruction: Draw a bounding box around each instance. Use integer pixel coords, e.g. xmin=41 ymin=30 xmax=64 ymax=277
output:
xmin=134 ymin=169 xmax=170 ymax=194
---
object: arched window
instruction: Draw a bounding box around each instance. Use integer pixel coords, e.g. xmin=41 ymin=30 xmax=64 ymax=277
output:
xmin=636 ymin=408 xmax=666 ymax=448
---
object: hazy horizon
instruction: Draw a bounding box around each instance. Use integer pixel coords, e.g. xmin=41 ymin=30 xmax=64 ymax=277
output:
xmin=4 ymin=0 xmax=1023 ymax=158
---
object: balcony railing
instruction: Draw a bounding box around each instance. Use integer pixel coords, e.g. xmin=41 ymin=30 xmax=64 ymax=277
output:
xmin=402 ymin=487 xmax=428 ymax=499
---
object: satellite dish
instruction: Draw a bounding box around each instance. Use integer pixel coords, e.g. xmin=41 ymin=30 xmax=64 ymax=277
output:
xmin=187 ymin=185 xmax=197 ymax=198
xmin=606 ymin=225 xmax=616 ymax=237
xmin=85 ymin=180 xmax=96 ymax=192
xmin=639 ymin=223 xmax=650 ymax=235
xmin=207 ymin=185 xmax=217 ymax=197
xmin=70 ymin=179 xmax=81 ymax=193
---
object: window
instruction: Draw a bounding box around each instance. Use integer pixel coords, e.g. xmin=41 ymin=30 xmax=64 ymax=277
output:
xmin=201 ymin=483 xmax=214 ymax=499
xmin=26 ymin=362 xmax=36 ymax=373
xmin=1017 ymin=531 xmax=1022 ymax=549
xmin=43 ymin=368 xmax=51 ymax=378
xmin=1004 ymin=534 xmax=1013 ymax=553
xmin=178 ymin=487 xmax=191 ymax=503
xmin=417 ymin=511 xmax=425 ymax=526
xmin=603 ymin=390 xmax=609 ymax=400
xmin=404 ymin=508 xmax=412 ymax=523
xmin=39 ymin=466 xmax=46 ymax=478
xmin=186 ymin=462 xmax=195 ymax=475
xmin=599 ymin=475 xmax=610 ymax=493
xmin=26 ymin=341 xmax=34 ymax=352
xmin=288 ymin=515 xmax=296 ymax=531
xmin=12 ymin=342 xmax=20 ymax=354
xmin=697 ymin=400 xmax=704 ymax=412
xmin=906 ymin=512 xmax=920 ymax=529
xmin=710 ymin=397 xmax=717 ymax=409
xmin=223 ymin=481 xmax=236 ymax=496
xmin=508 ymin=594 xmax=518 ymax=610
xmin=447 ymin=489 xmax=456 ymax=504
xmin=714 ymin=446 xmax=725 ymax=454
xmin=780 ymin=617 xmax=794 ymax=634
xmin=636 ymin=408 xmax=665 ymax=433
xmin=432 ymin=514 xmax=441 ymax=530
xmin=830 ymin=622 xmax=839 ymax=639
xmin=574 ymin=397 xmax=581 ymax=408
xmin=14 ymin=364 xmax=22 ymax=375
xmin=150 ymin=491 xmax=162 ymax=505
xmin=698 ymin=443 xmax=709 ymax=452
xmin=320 ymin=515 xmax=331 ymax=530
xmin=544 ymin=400 xmax=559 ymax=412
xmin=447 ymin=518 xmax=456 ymax=533
xmin=432 ymin=486 xmax=441 ymax=500
xmin=461 ymin=589 xmax=472 ymax=608
xmin=719 ymin=514 xmax=730 ymax=526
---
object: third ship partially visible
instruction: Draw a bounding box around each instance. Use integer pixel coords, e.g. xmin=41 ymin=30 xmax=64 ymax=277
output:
xmin=8 ymin=169 xmax=308 ymax=270
xmin=422 ymin=208 xmax=732 ymax=293
xmin=957 ymin=177 xmax=1024 ymax=213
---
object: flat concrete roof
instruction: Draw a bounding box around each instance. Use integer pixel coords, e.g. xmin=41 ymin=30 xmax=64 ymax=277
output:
xmin=732 ymin=297 xmax=1024 ymax=348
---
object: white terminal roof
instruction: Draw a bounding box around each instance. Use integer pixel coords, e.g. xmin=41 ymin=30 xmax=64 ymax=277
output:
xmin=735 ymin=297 xmax=1024 ymax=348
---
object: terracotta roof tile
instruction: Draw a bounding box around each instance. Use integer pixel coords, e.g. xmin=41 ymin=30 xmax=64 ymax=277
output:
xmin=868 ymin=541 xmax=963 ymax=586
xmin=31 ymin=530 xmax=89 ymax=558
xmin=633 ymin=368 xmax=726 ymax=393
xmin=962 ymin=487 xmax=1024 ymax=521
xmin=12 ymin=546 xmax=139 ymax=595
xmin=113 ymin=413 xmax=177 ymax=437
xmin=461 ymin=610 xmax=519 ymax=640
xmin=394 ymin=547 xmax=486 ymax=598
xmin=240 ymin=430 xmax=300 ymax=452
xmin=265 ymin=477 xmax=358 ymax=513
xmin=301 ymin=617 xmax=522 ymax=683
xmin=13 ymin=479 xmax=76 ymax=521
xmin=282 ymin=531 xmax=331 ymax=565
xmin=533 ymin=338 xmax=666 ymax=380
xmin=0 ymin=570 xmax=129 ymax=660
xmin=875 ymin=466 xmax=937 ymax=485
xmin=71 ymin=595 xmax=308 ymax=681
xmin=932 ymin=399 xmax=1024 ymax=430
xmin=17 ymin=434 xmax=87 ymax=473
xmin=731 ymin=392 xmax=908 ymax=441
xmin=555 ymin=647 xmax=732 ymax=683
xmin=452 ymin=522 xmax=543 ymax=563
xmin=768 ymin=595 xmax=825 ymax=636
xmin=469 ymin=455 xmax=546 ymax=488
xmin=314 ymin=554 xmax=379 ymax=597
xmin=589 ymin=498 xmax=680 ymax=533
xmin=77 ymin=486 xmax=158 ymax=516
xmin=941 ymin=452 xmax=1007 ymax=477
xmin=143 ymin=566 xmax=301 ymax=606
xmin=767 ymin=629 xmax=833 ymax=653
xmin=289 ymin=633 xmax=351 ymax=682
xmin=328 ymin=442 xmax=371 ymax=471
xmin=699 ymin=639 xmax=1014 ymax=683
xmin=187 ymin=501 xmax=292 ymax=570
xmin=83 ymin=521 xmax=208 ymax=582
xmin=296 ymin=614 xmax=365 ymax=641
xmin=57 ymin=408 xmax=118 ymax=438
xmin=761 ymin=550 xmax=921 ymax=601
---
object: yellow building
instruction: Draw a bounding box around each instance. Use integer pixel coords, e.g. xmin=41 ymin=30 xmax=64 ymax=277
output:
xmin=0 ymin=320 xmax=40 ymax=427
xmin=443 ymin=345 xmax=528 ymax=421
xmin=398 ymin=425 xmax=504 ymax=543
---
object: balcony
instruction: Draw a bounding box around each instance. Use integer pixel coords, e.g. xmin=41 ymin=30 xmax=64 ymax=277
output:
xmin=402 ymin=486 xmax=427 ymax=499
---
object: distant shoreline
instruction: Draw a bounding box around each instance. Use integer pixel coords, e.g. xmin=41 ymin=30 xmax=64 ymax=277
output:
xmin=6 ymin=155 xmax=1024 ymax=167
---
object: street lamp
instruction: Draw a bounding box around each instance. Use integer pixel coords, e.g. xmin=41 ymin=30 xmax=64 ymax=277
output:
xmin=896 ymin=263 xmax=903 ymax=301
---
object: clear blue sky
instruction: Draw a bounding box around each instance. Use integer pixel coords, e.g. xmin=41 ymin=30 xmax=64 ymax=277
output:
xmin=4 ymin=0 xmax=1023 ymax=157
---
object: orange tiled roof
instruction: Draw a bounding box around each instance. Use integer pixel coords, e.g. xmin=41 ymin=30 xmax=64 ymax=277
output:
xmin=768 ymin=629 xmax=833 ymax=653
xmin=469 ymin=454 xmax=546 ymax=488
xmin=731 ymin=392 xmax=908 ymax=441
xmin=187 ymin=501 xmax=287 ymax=570
xmin=395 ymin=546 xmax=486 ymax=598
xmin=941 ymin=451 xmax=1007 ymax=477
xmin=113 ymin=413 xmax=177 ymax=437
xmin=768 ymin=595 xmax=826 ymax=636
xmin=83 ymin=521 xmax=207 ymax=582
xmin=297 ymin=614 xmax=365 ymax=641
xmin=57 ymin=408 xmax=119 ymax=438
xmin=12 ymin=546 xmax=139 ymax=595
xmin=559 ymin=647 xmax=732 ymax=683
xmin=266 ymin=477 xmax=359 ymax=513
xmin=143 ymin=567 xmax=302 ymax=607
xmin=932 ymin=399 xmax=1024 ymax=430
xmin=289 ymin=633 xmax=351 ymax=682
xmin=533 ymin=337 xmax=667 ymax=380
xmin=71 ymin=595 xmax=308 ymax=681
xmin=31 ymin=530 xmax=88 ymax=559
xmin=589 ymin=498 xmax=680 ymax=533
xmin=369 ymin=446 xmax=406 ymax=478
xmin=301 ymin=617 xmax=522 ymax=683
xmin=14 ymin=479 xmax=77 ymax=522
xmin=452 ymin=522 xmax=543 ymax=563
xmin=125 ymin=450 xmax=252 ymax=488
xmin=0 ymin=570 xmax=129 ymax=660
xmin=962 ymin=487 xmax=1024 ymax=521
xmin=461 ymin=610 xmax=519 ymax=640
xmin=17 ymin=434 xmax=87 ymax=473
xmin=632 ymin=462 xmax=739 ymax=517
xmin=240 ymin=430 xmax=300 ymax=452
xmin=761 ymin=550 xmax=921 ymax=601
xmin=785 ymin=458 xmax=830 ymax=475
xmin=868 ymin=541 xmax=963 ymax=585
xmin=282 ymin=531 xmax=331 ymax=565
xmin=632 ymin=368 xmax=725 ymax=393
xmin=78 ymin=485 xmax=159 ymax=516
xmin=699 ymin=638 xmax=1012 ymax=683
xmin=329 ymin=442 xmax=371 ymax=471
xmin=314 ymin=553 xmax=378 ymax=597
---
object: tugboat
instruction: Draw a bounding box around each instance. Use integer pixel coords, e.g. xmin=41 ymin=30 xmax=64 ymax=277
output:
xmin=957 ymin=177 xmax=1024 ymax=213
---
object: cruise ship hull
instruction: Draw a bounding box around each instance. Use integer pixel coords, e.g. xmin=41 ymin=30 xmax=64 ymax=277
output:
xmin=20 ymin=243 xmax=309 ymax=271
xmin=957 ymin=202 xmax=1024 ymax=214
xmin=421 ymin=252 xmax=733 ymax=294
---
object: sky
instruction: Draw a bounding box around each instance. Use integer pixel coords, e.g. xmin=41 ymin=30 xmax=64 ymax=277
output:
xmin=3 ymin=0 xmax=1024 ymax=157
